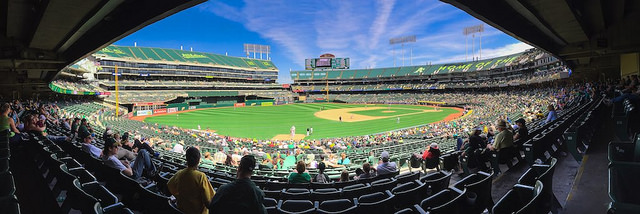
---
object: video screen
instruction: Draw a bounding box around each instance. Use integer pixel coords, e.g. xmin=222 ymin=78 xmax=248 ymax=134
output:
xmin=315 ymin=58 xmax=332 ymax=67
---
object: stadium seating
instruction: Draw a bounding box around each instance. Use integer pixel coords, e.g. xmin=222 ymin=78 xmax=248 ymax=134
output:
xmin=492 ymin=181 xmax=543 ymax=214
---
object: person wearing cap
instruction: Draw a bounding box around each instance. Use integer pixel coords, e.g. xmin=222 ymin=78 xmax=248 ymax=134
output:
xmin=288 ymin=161 xmax=311 ymax=184
xmin=102 ymin=137 xmax=156 ymax=179
xmin=461 ymin=126 xmax=487 ymax=170
xmin=168 ymin=147 xmax=216 ymax=214
xmin=513 ymin=118 xmax=528 ymax=142
xmin=376 ymin=151 xmax=397 ymax=176
xmin=313 ymin=162 xmax=330 ymax=183
xmin=80 ymin=131 xmax=101 ymax=158
xmin=487 ymin=119 xmax=514 ymax=152
xmin=422 ymin=143 xmax=441 ymax=172
xmin=209 ymin=155 xmax=267 ymax=214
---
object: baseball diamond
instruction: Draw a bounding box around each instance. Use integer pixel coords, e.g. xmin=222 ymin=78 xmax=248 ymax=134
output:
xmin=142 ymin=103 xmax=462 ymax=140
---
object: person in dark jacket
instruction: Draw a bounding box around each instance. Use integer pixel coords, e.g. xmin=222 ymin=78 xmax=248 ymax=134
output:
xmin=209 ymin=155 xmax=267 ymax=214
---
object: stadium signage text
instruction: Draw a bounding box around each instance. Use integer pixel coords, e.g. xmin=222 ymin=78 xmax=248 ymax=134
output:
xmin=182 ymin=53 xmax=207 ymax=59
xmin=136 ymin=110 xmax=153 ymax=116
xmin=153 ymin=108 xmax=167 ymax=114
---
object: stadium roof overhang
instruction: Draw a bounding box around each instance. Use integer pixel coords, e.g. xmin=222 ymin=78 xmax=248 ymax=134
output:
xmin=441 ymin=0 xmax=640 ymax=77
xmin=0 ymin=0 xmax=205 ymax=92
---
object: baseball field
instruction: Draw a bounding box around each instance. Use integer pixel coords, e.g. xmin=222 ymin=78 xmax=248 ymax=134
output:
xmin=142 ymin=103 xmax=462 ymax=140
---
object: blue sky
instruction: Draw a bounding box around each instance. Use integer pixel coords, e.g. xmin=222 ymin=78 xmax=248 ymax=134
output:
xmin=115 ymin=0 xmax=532 ymax=83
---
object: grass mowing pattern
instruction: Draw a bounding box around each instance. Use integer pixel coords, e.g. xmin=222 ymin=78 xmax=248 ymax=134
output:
xmin=350 ymin=108 xmax=422 ymax=116
xmin=144 ymin=103 xmax=458 ymax=139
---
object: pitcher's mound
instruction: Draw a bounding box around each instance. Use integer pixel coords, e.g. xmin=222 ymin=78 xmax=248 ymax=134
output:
xmin=272 ymin=134 xmax=306 ymax=141
xmin=382 ymin=111 xmax=396 ymax=113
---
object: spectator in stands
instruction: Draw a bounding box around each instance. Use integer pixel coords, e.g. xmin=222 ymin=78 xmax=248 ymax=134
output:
xmin=1 ymin=103 xmax=21 ymax=142
xmin=288 ymin=161 xmax=311 ymax=183
xmin=455 ymin=134 xmax=463 ymax=151
xmin=80 ymin=132 xmax=101 ymax=158
xmin=101 ymin=137 xmax=156 ymax=179
xmin=513 ymin=118 xmax=528 ymax=142
xmin=24 ymin=113 xmax=69 ymax=144
xmin=376 ymin=151 xmax=397 ymax=175
xmin=462 ymin=127 xmax=486 ymax=170
xmin=102 ymin=126 xmax=112 ymax=141
xmin=367 ymin=151 xmax=377 ymax=166
xmin=422 ymin=143 xmax=441 ymax=172
xmin=78 ymin=118 xmax=93 ymax=138
xmin=545 ymin=105 xmax=557 ymax=124
xmin=202 ymin=152 xmax=215 ymax=165
xmin=168 ymin=147 xmax=216 ymax=214
xmin=313 ymin=162 xmax=330 ymax=183
xmin=337 ymin=152 xmax=351 ymax=165
xmin=213 ymin=148 xmax=227 ymax=164
xmin=339 ymin=170 xmax=350 ymax=182
xmin=70 ymin=118 xmax=80 ymax=136
xmin=209 ymin=155 xmax=267 ymax=214
xmin=358 ymin=162 xmax=377 ymax=179
xmin=487 ymin=120 xmax=514 ymax=152
xmin=133 ymin=137 xmax=156 ymax=157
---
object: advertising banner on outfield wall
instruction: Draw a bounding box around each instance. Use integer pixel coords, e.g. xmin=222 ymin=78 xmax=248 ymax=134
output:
xmin=153 ymin=108 xmax=167 ymax=115
xmin=189 ymin=106 xmax=196 ymax=110
xmin=167 ymin=108 xmax=178 ymax=113
xmin=136 ymin=110 xmax=153 ymax=116
xmin=261 ymin=102 xmax=273 ymax=106
xmin=234 ymin=103 xmax=245 ymax=107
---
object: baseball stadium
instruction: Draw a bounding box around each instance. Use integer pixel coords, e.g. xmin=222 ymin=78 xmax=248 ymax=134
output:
xmin=1 ymin=0 xmax=639 ymax=214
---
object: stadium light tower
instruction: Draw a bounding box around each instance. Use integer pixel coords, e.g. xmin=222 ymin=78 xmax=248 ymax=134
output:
xmin=244 ymin=44 xmax=271 ymax=60
xmin=464 ymin=24 xmax=484 ymax=61
xmin=390 ymin=35 xmax=416 ymax=66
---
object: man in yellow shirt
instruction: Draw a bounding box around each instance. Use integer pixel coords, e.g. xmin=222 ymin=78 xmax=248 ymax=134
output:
xmin=168 ymin=147 xmax=215 ymax=214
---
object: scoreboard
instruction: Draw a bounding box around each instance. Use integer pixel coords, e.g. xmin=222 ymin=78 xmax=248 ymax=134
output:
xmin=305 ymin=54 xmax=349 ymax=70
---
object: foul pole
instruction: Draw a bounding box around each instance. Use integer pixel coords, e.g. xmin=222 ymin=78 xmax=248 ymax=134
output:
xmin=115 ymin=65 xmax=119 ymax=117
xmin=326 ymin=79 xmax=329 ymax=102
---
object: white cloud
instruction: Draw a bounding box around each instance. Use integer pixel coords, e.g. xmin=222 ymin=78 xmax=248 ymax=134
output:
xmin=429 ymin=42 xmax=533 ymax=64
xmin=202 ymin=0 xmax=529 ymax=83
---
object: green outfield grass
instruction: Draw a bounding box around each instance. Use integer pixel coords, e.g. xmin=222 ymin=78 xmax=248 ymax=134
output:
xmin=143 ymin=103 xmax=459 ymax=139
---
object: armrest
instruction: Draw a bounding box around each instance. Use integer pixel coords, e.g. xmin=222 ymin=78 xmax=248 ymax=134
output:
xmin=413 ymin=204 xmax=429 ymax=214
xmin=103 ymin=202 xmax=127 ymax=212
xmin=69 ymin=168 xmax=97 ymax=184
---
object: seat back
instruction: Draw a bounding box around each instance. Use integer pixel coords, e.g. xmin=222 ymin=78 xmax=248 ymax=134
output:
xmin=263 ymin=198 xmax=278 ymax=214
xmin=420 ymin=188 xmax=467 ymax=214
xmin=318 ymin=199 xmax=357 ymax=214
xmin=282 ymin=188 xmax=310 ymax=200
xmin=356 ymin=190 xmax=395 ymax=214
xmin=311 ymin=188 xmax=341 ymax=202
xmin=370 ymin=178 xmax=398 ymax=193
xmin=342 ymin=183 xmax=370 ymax=199
xmin=421 ymin=170 xmax=452 ymax=195
xmin=392 ymin=181 xmax=428 ymax=209
xmin=492 ymin=184 xmax=535 ymax=214
xmin=453 ymin=170 xmax=494 ymax=213
xmin=278 ymin=200 xmax=315 ymax=214
xmin=517 ymin=181 xmax=544 ymax=214
xmin=139 ymin=186 xmax=180 ymax=214
xmin=394 ymin=171 xmax=420 ymax=184
xmin=65 ymin=179 xmax=100 ymax=213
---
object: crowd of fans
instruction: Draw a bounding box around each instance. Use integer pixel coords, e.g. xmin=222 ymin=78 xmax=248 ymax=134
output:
xmin=1 ymin=78 xmax=610 ymax=213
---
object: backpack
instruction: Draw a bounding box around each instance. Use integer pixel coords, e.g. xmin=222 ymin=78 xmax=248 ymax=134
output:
xmin=314 ymin=173 xmax=330 ymax=183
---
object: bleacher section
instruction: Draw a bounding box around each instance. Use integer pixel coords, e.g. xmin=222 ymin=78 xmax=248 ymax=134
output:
xmin=291 ymin=51 xmax=545 ymax=81
xmin=95 ymin=45 xmax=277 ymax=71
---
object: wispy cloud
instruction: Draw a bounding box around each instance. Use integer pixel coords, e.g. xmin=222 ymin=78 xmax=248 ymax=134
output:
xmin=203 ymin=0 xmax=527 ymax=83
